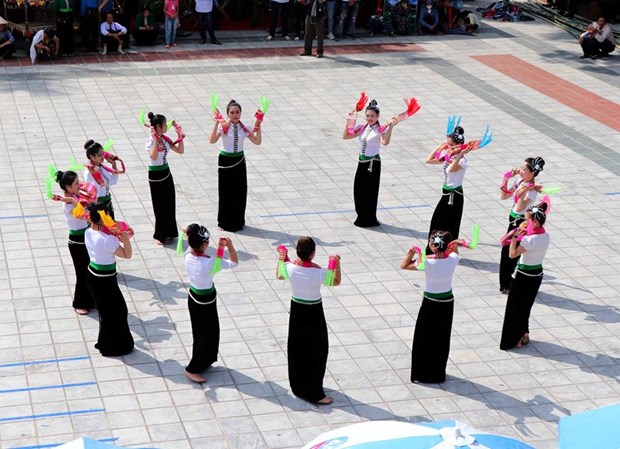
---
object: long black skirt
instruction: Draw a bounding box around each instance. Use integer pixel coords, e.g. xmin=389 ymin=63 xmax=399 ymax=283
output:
xmin=288 ymin=300 xmax=329 ymax=402
xmin=426 ymin=187 xmax=464 ymax=253
xmin=218 ymin=154 xmax=247 ymax=232
xmin=88 ymin=267 xmax=134 ymax=357
xmin=353 ymin=159 xmax=381 ymax=228
xmin=500 ymin=267 xmax=543 ymax=350
xmin=499 ymin=213 xmax=524 ymax=291
xmin=411 ymin=295 xmax=454 ymax=383
xmin=148 ymin=167 xmax=178 ymax=242
xmin=68 ymin=233 xmax=96 ymax=310
xmin=186 ymin=288 xmax=219 ymax=374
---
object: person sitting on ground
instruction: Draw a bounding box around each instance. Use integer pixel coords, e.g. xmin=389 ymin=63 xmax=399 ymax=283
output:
xmin=419 ymin=0 xmax=439 ymax=35
xmin=579 ymin=16 xmax=615 ymax=59
xmin=451 ymin=9 xmax=479 ymax=35
xmin=100 ymin=12 xmax=127 ymax=55
xmin=132 ymin=6 xmax=159 ymax=45
xmin=30 ymin=28 xmax=60 ymax=64
xmin=0 ymin=17 xmax=16 ymax=60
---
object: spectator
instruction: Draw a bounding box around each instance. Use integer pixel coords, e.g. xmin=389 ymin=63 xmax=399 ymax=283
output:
xmin=133 ymin=6 xmax=159 ymax=45
xmin=325 ymin=0 xmax=335 ymax=39
xmin=300 ymin=0 xmax=327 ymax=58
xmin=80 ymin=0 xmax=101 ymax=53
xmin=0 ymin=17 xmax=16 ymax=60
xmin=267 ymin=0 xmax=291 ymax=40
xmin=451 ymin=9 xmax=479 ymax=35
xmin=195 ymin=0 xmax=222 ymax=45
xmin=30 ymin=28 xmax=60 ymax=64
xmin=579 ymin=16 xmax=615 ymax=59
xmin=419 ymin=0 xmax=439 ymax=34
xmin=335 ymin=0 xmax=359 ymax=40
xmin=100 ymin=12 xmax=127 ymax=55
xmin=54 ymin=0 xmax=74 ymax=55
xmin=392 ymin=0 xmax=412 ymax=35
xmin=164 ymin=0 xmax=179 ymax=48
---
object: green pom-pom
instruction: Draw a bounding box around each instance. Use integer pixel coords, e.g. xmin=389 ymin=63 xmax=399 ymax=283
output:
xmin=260 ymin=96 xmax=270 ymax=113
xmin=210 ymin=93 xmax=219 ymax=112
xmin=541 ymin=186 xmax=561 ymax=195
xmin=138 ymin=108 xmax=146 ymax=126
xmin=48 ymin=163 xmax=57 ymax=178
xmin=210 ymin=256 xmax=223 ymax=276
xmin=176 ymin=231 xmax=184 ymax=255
xmin=69 ymin=155 xmax=82 ymax=172
xmin=277 ymin=260 xmax=289 ymax=280
xmin=103 ymin=139 xmax=114 ymax=152
xmin=166 ymin=119 xmax=174 ymax=129
xmin=324 ymin=269 xmax=335 ymax=286
xmin=45 ymin=176 xmax=54 ymax=199
xmin=470 ymin=224 xmax=480 ymax=250
xmin=418 ymin=252 xmax=426 ymax=271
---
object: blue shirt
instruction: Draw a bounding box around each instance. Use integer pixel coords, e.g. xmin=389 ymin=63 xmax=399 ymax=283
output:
xmin=0 ymin=28 xmax=15 ymax=44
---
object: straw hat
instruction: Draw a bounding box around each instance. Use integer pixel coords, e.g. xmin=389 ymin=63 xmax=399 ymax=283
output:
xmin=0 ymin=16 xmax=9 ymax=25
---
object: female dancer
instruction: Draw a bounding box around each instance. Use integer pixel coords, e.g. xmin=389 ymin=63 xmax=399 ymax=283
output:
xmin=498 ymin=157 xmax=545 ymax=294
xmin=209 ymin=100 xmax=262 ymax=232
xmin=277 ymin=237 xmax=341 ymax=404
xmin=83 ymin=139 xmax=122 ymax=219
xmin=343 ymin=100 xmax=397 ymax=228
xmin=401 ymin=230 xmax=462 ymax=383
xmin=500 ymin=202 xmax=550 ymax=349
xmin=145 ymin=111 xmax=185 ymax=245
xmin=424 ymin=126 xmax=471 ymax=250
xmin=53 ymin=170 xmax=96 ymax=315
xmin=84 ymin=202 xmax=134 ymax=357
xmin=184 ymin=224 xmax=238 ymax=383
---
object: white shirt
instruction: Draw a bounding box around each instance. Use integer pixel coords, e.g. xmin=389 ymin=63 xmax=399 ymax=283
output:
xmin=63 ymin=202 xmax=88 ymax=231
xmin=510 ymin=179 xmax=538 ymax=215
xmin=519 ymin=232 xmax=550 ymax=266
xmin=272 ymin=0 xmax=288 ymax=3
xmin=85 ymin=228 xmax=120 ymax=265
xmin=83 ymin=166 xmax=119 ymax=198
xmin=195 ymin=0 xmax=216 ymax=13
xmin=100 ymin=21 xmax=127 ymax=35
xmin=424 ymin=252 xmax=460 ymax=294
xmin=443 ymin=156 xmax=468 ymax=188
xmin=185 ymin=253 xmax=237 ymax=290
xmin=581 ymin=22 xmax=615 ymax=44
xmin=286 ymin=263 xmax=327 ymax=301
xmin=219 ymin=123 xmax=251 ymax=153
xmin=356 ymin=123 xmax=386 ymax=157
xmin=146 ymin=136 xmax=170 ymax=166
xmin=29 ymin=30 xmax=44 ymax=65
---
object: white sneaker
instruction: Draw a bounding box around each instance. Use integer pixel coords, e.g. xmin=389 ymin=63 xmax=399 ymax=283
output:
xmin=293 ymin=36 xmax=299 ymax=41
xmin=266 ymin=35 xmax=273 ymax=41
xmin=118 ymin=47 xmax=125 ymax=55
xmin=328 ymin=32 xmax=335 ymax=40
xmin=101 ymin=44 xmax=107 ymax=55
xmin=284 ymin=35 xmax=291 ymax=41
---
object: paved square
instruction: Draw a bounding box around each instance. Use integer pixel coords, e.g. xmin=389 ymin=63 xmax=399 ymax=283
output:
xmin=1 ymin=8 xmax=619 ymax=449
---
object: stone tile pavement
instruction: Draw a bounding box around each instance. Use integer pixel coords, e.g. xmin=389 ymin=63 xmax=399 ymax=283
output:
xmin=0 ymin=6 xmax=619 ymax=449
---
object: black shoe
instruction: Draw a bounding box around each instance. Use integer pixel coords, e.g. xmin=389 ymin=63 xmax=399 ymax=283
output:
xmin=316 ymin=53 xmax=323 ymax=58
xmin=347 ymin=34 xmax=356 ymax=40
xmin=211 ymin=39 xmax=222 ymax=45
xmin=300 ymin=51 xmax=312 ymax=56
xmin=600 ymin=52 xmax=609 ymax=58
xmin=591 ymin=54 xmax=598 ymax=59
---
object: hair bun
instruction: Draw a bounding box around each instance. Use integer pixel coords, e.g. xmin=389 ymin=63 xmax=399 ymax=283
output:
xmin=534 ymin=157 xmax=545 ymax=170
xmin=55 ymin=170 xmax=63 ymax=183
xmin=368 ymin=99 xmax=378 ymax=107
xmin=84 ymin=139 xmax=95 ymax=149
xmin=147 ymin=112 xmax=155 ymax=119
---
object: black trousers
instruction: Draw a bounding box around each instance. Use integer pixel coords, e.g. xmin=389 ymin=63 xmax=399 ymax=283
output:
xmin=197 ymin=11 xmax=217 ymax=43
xmin=304 ymin=15 xmax=325 ymax=55
xmin=81 ymin=11 xmax=100 ymax=52
xmin=186 ymin=289 xmax=219 ymax=373
xmin=102 ymin=33 xmax=123 ymax=51
xmin=269 ymin=0 xmax=290 ymax=37
xmin=0 ymin=42 xmax=16 ymax=58
xmin=581 ymin=37 xmax=615 ymax=57
xmin=132 ymin=27 xmax=159 ymax=45
xmin=56 ymin=11 xmax=75 ymax=54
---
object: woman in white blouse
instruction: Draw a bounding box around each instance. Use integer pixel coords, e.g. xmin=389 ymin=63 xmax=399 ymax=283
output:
xmin=401 ymin=230 xmax=460 ymax=383
xmin=54 ymin=170 xmax=96 ymax=315
xmin=277 ymin=237 xmax=341 ymax=404
xmin=498 ymin=157 xmax=545 ymax=294
xmin=183 ymin=224 xmax=238 ymax=383
xmin=83 ymin=139 xmax=120 ymax=219
xmin=342 ymin=100 xmax=397 ymax=228
xmin=145 ymin=111 xmax=185 ymax=245
xmin=500 ymin=202 xmax=550 ymax=350
xmin=85 ymin=202 xmax=133 ymax=357
xmin=424 ymin=126 xmax=470 ymax=252
xmin=209 ymin=100 xmax=262 ymax=232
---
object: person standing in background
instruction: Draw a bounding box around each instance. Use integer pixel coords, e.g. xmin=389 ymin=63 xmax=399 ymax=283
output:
xmin=54 ymin=0 xmax=74 ymax=55
xmin=267 ymin=0 xmax=291 ymax=40
xmin=195 ymin=0 xmax=222 ymax=44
